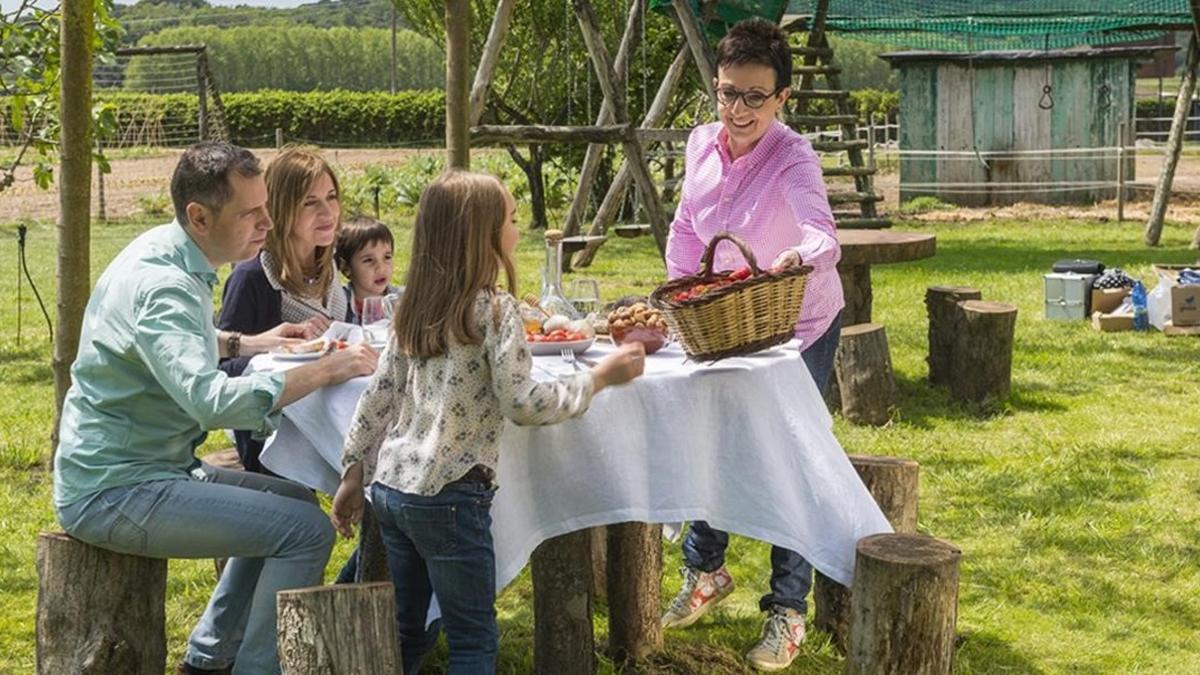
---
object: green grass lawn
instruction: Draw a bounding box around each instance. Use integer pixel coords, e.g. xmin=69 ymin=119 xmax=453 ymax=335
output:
xmin=1 ymin=210 xmax=1199 ymax=673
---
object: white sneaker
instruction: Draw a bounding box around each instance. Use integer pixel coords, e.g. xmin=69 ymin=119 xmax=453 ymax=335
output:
xmin=745 ymin=605 xmax=806 ymax=671
xmin=660 ymin=565 xmax=735 ymax=629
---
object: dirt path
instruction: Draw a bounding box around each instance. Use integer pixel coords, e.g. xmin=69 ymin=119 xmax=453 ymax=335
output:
xmin=2 ymin=147 xmax=436 ymax=222
xmin=7 ymin=145 xmax=1200 ymax=229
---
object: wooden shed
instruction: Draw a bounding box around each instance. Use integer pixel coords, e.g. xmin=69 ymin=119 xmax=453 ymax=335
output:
xmin=882 ymin=46 xmax=1172 ymax=206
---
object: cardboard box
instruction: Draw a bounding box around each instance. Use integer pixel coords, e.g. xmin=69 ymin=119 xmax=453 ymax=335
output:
xmin=1044 ymin=273 xmax=1096 ymax=321
xmin=1152 ymin=265 xmax=1200 ymax=327
xmin=1091 ymin=311 xmax=1133 ymax=332
xmin=1090 ymin=287 xmax=1131 ymax=315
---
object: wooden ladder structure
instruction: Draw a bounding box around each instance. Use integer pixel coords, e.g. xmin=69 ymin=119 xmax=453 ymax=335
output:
xmin=785 ymin=0 xmax=890 ymax=229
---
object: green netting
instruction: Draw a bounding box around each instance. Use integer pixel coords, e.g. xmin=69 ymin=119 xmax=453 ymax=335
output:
xmin=653 ymin=0 xmax=1191 ymax=51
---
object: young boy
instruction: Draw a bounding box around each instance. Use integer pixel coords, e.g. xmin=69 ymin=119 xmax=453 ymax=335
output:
xmin=335 ymin=215 xmax=401 ymax=324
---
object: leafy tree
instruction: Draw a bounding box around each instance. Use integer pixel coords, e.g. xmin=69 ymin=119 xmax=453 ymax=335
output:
xmin=113 ymin=0 xmax=403 ymax=45
xmin=398 ymin=0 xmax=692 ymax=230
xmin=0 ymin=0 xmax=119 ymax=192
xmin=123 ymin=25 xmax=442 ymax=92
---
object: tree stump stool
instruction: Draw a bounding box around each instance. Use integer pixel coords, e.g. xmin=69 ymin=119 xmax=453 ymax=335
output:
xmin=36 ymin=532 xmax=167 ymax=675
xmin=834 ymin=323 xmax=897 ymax=426
xmin=847 ymin=533 xmax=961 ymax=675
xmin=532 ymin=530 xmax=595 ymax=675
xmin=277 ymin=582 xmax=400 ymax=674
xmin=814 ymin=455 xmax=920 ymax=652
xmin=357 ymin=504 xmax=391 ymax=583
xmin=949 ymin=300 xmax=1018 ymax=403
xmin=925 ymin=286 xmax=982 ymax=385
xmin=606 ymin=522 xmax=663 ymax=664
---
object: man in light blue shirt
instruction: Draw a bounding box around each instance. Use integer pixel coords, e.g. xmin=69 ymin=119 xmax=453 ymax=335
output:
xmin=54 ymin=142 xmax=378 ymax=675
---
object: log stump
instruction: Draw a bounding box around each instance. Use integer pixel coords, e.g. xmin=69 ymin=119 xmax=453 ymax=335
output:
xmin=36 ymin=532 xmax=167 ymax=675
xmin=925 ymin=286 xmax=982 ymax=385
xmin=532 ymin=530 xmax=595 ymax=675
xmin=949 ymin=300 xmax=1018 ymax=404
xmin=357 ymin=504 xmax=391 ymax=583
xmin=847 ymin=533 xmax=961 ymax=675
xmin=589 ymin=526 xmax=607 ymax=603
xmin=839 ymin=265 xmax=874 ymax=326
xmin=606 ymin=522 xmax=663 ymax=664
xmin=277 ymin=582 xmax=400 ymax=674
xmin=814 ymin=455 xmax=920 ymax=651
xmin=835 ymin=323 xmax=897 ymax=426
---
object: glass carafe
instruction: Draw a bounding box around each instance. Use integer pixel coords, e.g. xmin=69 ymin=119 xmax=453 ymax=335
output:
xmin=539 ymin=230 xmax=579 ymax=319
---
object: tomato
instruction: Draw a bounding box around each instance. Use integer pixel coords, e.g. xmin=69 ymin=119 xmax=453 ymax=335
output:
xmin=729 ymin=266 xmax=751 ymax=281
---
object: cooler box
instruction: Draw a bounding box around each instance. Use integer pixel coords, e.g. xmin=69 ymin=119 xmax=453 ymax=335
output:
xmin=1044 ymin=273 xmax=1095 ymax=321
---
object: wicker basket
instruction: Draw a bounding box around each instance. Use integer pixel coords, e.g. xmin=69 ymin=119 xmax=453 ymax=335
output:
xmin=650 ymin=233 xmax=811 ymax=361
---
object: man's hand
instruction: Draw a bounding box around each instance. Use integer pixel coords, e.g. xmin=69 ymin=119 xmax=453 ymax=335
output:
xmin=770 ymin=249 xmax=802 ymax=271
xmin=241 ymin=322 xmax=309 ymax=356
xmin=322 ymin=344 xmax=379 ymax=385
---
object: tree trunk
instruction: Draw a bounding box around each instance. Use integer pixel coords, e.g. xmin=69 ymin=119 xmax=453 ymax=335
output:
xmin=36 ymin=532 xmax=167 ymax=675
xmin=589 ymin=525 xmax=607 ymax=603
xmin=848 ymin=533 xmax=961 ymax=675
xmin=532 ymin=530 xmax=595 ymax=675
xmin=814 ymin=455 xmax=919 ymax=651
xmin=444 ymin=0 xmax=471 ymax=169
xmin=606 ymin=522 xmax=663 ymax=664
xmin=835 ymin=323 xmax=896 ymax=426
xmin=925 ymin=286 xmax=982 ymax=385
xmin=357 ymin=503 xmax=391 ymax=583
xmin=277 ymin=582 xmax=400 ymax=674
xmin=839 ymin=265 xmax=873 ymax=325
xmin=1146 ymin=33 xmax=1199 ymax=247
xmin=949 ymin=300 xmax=1018 ymax=403
xmin=53 ymin=0 xmax=95 ymax=460
xmin=506 ymin=144 xmax=547 ymax=230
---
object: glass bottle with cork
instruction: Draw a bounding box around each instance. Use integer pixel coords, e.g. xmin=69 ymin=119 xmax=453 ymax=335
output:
xmin=539 ymin=229 xmax=579 ymax=320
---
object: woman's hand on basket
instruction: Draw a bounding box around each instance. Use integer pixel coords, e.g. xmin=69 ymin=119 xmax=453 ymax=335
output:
xmin=770 ymin=248 xmax=802 ymax=271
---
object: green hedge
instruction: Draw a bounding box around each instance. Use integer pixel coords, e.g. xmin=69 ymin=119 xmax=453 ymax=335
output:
xmin=92 ymin=89 xmax=446 ymax=147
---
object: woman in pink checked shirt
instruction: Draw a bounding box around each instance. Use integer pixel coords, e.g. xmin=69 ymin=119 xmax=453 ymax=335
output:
xmin=660 ymin=18 xmax=843 ymax=671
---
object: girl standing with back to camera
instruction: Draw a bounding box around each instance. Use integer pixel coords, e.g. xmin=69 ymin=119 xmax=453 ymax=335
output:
xmin=330 ymin=170 xmax=645 ymax=674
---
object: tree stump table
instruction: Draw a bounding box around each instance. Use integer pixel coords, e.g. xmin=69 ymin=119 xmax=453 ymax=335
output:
xmin=837 ymin=231 xmax=937 ymax=325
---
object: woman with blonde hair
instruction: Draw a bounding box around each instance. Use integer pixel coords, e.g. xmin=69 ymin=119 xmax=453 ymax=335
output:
xmin=218 ymin=147 xmax=352 ymax=473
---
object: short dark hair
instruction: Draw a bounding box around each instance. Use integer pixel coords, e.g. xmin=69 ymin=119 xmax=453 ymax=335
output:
xmin=335 ymin=215 xmax=395 ymax=275
xmin=715 ymin=18 xmax=791 ymax=91
xmin=170 ymin=141 xmax=262 ymax=226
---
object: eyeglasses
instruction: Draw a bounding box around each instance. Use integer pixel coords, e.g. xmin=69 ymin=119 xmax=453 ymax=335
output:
xmin=716 ymin=86 xmax=784 ymax=109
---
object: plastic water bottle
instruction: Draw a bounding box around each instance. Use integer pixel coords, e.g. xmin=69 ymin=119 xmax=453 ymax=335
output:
xmin=1131 ymin=280 xmax=1149 ymax=331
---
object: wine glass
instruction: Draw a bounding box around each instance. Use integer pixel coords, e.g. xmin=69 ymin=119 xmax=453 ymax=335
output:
xmin=362 ymin=296 xmax=393 ymax=344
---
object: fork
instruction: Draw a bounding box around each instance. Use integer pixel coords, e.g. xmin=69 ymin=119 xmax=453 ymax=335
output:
xmin=560 ymin=347 xmax=583 ymax=371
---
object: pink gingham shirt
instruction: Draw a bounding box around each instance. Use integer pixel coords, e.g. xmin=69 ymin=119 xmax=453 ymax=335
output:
xmin=665 ymin=120 xmax=843 ymax=349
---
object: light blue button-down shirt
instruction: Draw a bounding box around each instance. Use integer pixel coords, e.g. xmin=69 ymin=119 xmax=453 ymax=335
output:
xmin=54 ymin=223 xmax=286 ymax=508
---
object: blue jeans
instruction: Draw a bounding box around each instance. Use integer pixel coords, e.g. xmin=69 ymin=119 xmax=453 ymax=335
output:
xmin=683 ymin=313 xmax=842 ymax=614
xmin=372 ymin=479 xmax=499 ymax=675
xmin=57 ymin=463 xmax=335 ymax=674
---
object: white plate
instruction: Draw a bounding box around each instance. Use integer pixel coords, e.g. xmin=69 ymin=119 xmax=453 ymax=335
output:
xmin=271 ymin=350 xmax=324 ymax=362
xmin=528 ymin=337 xmax=594 ymax=356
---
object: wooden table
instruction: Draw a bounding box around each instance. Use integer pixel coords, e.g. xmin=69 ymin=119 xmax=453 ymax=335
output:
xmin=836 ymin=230 xmax=937 ymax=325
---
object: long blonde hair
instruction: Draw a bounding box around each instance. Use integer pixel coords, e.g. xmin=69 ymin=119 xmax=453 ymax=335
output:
xmin=264 ymin=147 xmax=341 ymax=298
xmin=395 ymin=170 xmax=517 ymax=358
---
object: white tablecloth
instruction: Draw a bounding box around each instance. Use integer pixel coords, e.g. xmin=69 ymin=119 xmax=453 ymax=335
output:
xmin=252 ymin=339 xmax=891 ymax=589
